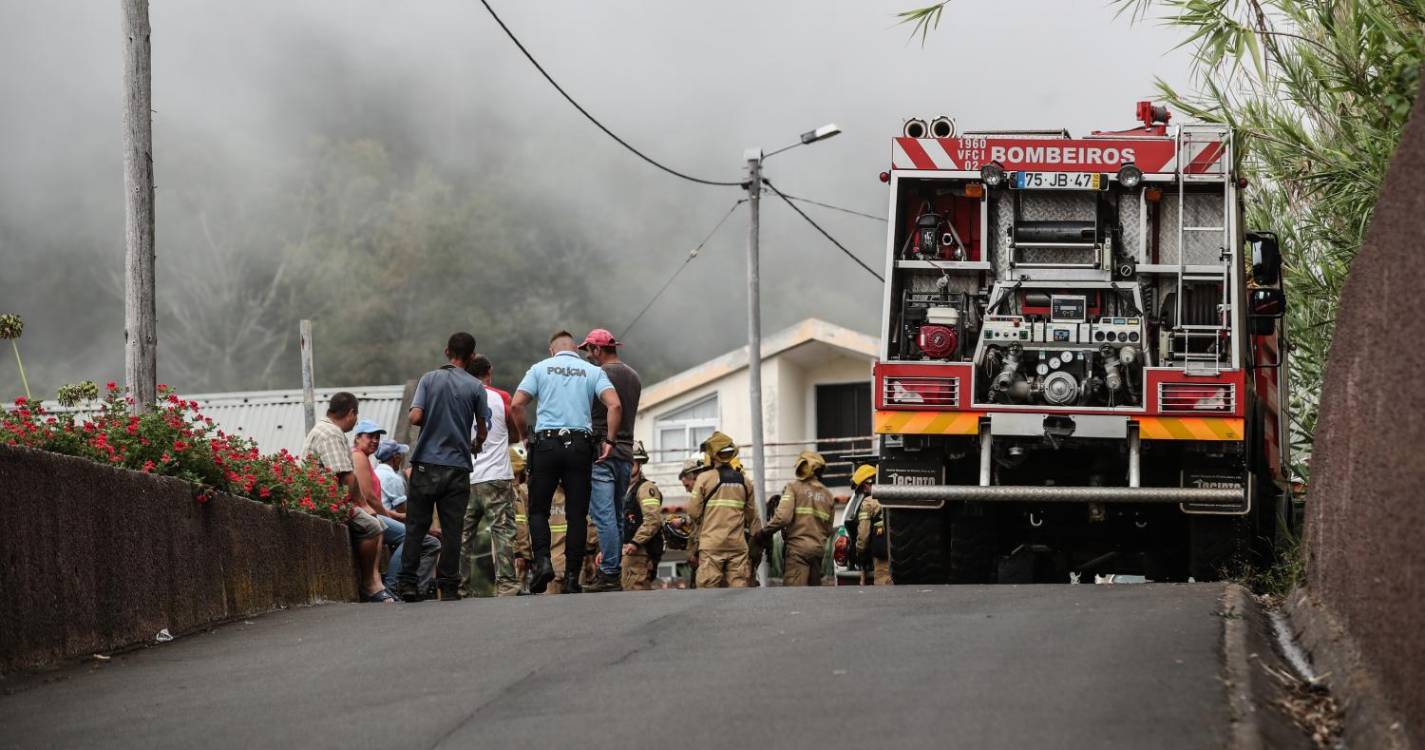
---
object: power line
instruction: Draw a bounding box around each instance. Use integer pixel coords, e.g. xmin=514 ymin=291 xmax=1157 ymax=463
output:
xmin=762 ymin=179 xmax=884 ymax=282
xmin=780 ymin=193 xmax=887 ymax=223
xmin=477 ymin=0 xmax=743 ymax=188
xmin=620 ymin=199 xmax=747 ymax=339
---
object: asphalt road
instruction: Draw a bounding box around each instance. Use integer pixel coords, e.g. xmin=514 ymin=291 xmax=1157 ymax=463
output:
xmin=1 ymin=583 xmax=1234 ymax=749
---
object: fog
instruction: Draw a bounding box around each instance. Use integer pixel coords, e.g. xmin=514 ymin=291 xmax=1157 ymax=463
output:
xmin=0 ymin=0 xmax=1190 ymax=396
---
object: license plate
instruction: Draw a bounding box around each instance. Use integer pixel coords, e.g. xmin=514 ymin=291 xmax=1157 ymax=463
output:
xmin=1013 ymin=171 xmax=1102 ymax=190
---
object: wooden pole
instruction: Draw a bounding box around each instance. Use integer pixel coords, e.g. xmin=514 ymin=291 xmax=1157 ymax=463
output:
xmin=122 ymin=0 xmax=157 ymax=412
xmin=300 ymin=320 xmax=316 ymax=434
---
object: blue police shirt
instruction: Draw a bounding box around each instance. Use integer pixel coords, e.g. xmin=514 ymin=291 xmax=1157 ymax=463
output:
xmin=516 ymin=350 xmax=615 ymax=432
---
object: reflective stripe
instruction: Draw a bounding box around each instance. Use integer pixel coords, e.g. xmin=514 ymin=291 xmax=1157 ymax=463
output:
xmin=550 ymin=524 xmax=568 ymax=532
xmin=874 ymin=410 xmax=983 ymax=435
xmin=857 ymin=511 xmax=871 ymax=521
xmin=514 ymin=514 xmax=528 ymax=522
xmin=795 ymin=507 xmax=833 ymax=521
xmin=1138 ymin=417 xmax=1244 ymax=441
xmin=707 ymin=499 xmax=746 ymax=510
xmin=641 ymin=499 xmax=661 ymax=508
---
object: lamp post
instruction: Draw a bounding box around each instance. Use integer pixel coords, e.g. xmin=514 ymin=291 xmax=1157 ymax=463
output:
xmin=743 ymin=123 xmax=841 ymax=579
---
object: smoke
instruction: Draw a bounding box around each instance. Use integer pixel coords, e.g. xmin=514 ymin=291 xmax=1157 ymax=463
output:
xmin=0 ymin=0 xmax=1190 ymax=397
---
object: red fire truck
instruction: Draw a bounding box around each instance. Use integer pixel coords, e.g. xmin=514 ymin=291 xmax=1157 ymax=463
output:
xmin=871 ymin=104 xmax=1292 ymax=583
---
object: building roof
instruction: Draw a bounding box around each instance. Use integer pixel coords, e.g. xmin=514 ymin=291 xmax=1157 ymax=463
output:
xmin=42 ymin=385 xmax=407 ymax=457
xmin=639 ymin=318 xmax=877 ymax=411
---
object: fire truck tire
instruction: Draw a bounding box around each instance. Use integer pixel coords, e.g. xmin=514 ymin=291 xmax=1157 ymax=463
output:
xmin=947 ymin=510 xmax=998 ymax=584
xmin=1188 ymin=515 xmax=1250 ymax=581
xmin=887 ymin=508 xmax=948 ymax=584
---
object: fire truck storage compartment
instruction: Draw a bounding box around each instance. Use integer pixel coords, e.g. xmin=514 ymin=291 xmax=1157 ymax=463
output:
xmin=1157 ymin=185 xmax=1229 ymax=266
xmin=995 ymin=190 xmax=1104 ymax=270
xmin=896 ymin=178 xmax=982 ymax=262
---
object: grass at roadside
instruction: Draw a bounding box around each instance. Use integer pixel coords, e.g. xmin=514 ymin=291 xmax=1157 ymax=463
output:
xmin=1237 ymin=528 xmax=1306 ymax=601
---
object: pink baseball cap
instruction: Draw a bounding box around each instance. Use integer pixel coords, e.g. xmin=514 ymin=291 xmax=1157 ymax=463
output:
xmin=580 ymin=328 xmax=622 ymax=349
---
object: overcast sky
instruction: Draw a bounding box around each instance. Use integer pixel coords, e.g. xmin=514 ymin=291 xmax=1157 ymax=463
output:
xmin=0 ymin=1 xmax=1193 ymax=393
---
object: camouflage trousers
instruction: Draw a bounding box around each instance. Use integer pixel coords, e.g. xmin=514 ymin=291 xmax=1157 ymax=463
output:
xmin=460 ymin=479 xmax=520 ymax=597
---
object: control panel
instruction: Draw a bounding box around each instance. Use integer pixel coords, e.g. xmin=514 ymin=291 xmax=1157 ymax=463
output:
xmin=982 ymin=315 xmax=1144 ymax=346
xmin=1090 ymin=316 xmax=1143 ymax=345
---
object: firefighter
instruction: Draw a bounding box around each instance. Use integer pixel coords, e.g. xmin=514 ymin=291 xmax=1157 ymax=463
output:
xmin=687 ymin=431 xmax=760 ymax=588
xmin=511 ymin=447 xmax=534 ymax=594
xmin=620 ymin=441 xmax=664 ymax=591
xmin=850 ymin=464 xmax=891 ymax=585
xmin=757 ymin=451 xmax=834 ymax=586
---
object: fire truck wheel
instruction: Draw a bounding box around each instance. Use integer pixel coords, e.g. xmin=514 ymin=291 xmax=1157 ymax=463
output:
xmin=947 ymin=509 xmax=998 ymax=584
xmin=887 ymin=508 xmax=948 ymax=584
xmin=1188 ymin=515 xmax=1251 ymax=582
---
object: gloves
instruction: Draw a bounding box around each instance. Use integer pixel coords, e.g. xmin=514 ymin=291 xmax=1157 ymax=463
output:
xmin=752 ymin=528 xmax=773 ymax=547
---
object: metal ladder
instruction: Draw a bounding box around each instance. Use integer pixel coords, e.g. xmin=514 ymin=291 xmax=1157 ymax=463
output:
xmin=1172 ymin=125 xmax=1233 ymax=374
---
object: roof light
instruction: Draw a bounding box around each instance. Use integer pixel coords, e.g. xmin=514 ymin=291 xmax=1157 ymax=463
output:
xmin=980 ymin=162 xmax=1006 ymax=187
xmin=1117 ymin=162 xmax=1143 ymax=189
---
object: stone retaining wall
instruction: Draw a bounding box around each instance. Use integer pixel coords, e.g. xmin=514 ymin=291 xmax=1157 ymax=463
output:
xmin=0 ymin=444 xmax=356 ymax=672
xmin=1301 ymin=78 xmax=1425 ymax=748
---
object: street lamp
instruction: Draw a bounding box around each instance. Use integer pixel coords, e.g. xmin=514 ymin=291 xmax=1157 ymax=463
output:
xmin=743 ymin=122 xmax=841 ymax=581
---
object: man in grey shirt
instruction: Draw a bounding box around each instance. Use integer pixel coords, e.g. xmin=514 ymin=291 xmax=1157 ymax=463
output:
xmin=580 ymin=328 xmax=642 ymax=592
xmin=393 ymin=332 xmax=490 ymax=602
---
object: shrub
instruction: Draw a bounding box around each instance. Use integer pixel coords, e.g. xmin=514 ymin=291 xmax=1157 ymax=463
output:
xmin=1 ymin=383 xmax=350 ymax=522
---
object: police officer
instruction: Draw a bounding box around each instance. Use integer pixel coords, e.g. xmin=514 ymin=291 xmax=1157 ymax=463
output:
xmin=687 ymin=432 xmax=760 ymax=588
xmin=850 ymin=465 xmax=891 ymax=585
xmin=757 ymin=451 xmax=834 ymax=586
xmin=620 ymin=441 xmax=664 ymax=591
xmin=511 ymin=330 xmax=622 ymax=594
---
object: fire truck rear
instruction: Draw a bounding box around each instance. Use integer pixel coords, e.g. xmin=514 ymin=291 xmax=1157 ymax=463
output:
xmin=872 ymin=104 xmax=1292 ymax=583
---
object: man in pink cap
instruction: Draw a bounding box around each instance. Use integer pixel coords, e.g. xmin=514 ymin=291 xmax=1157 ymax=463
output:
xmin=580 ymin=328 xmax=642 ymax=592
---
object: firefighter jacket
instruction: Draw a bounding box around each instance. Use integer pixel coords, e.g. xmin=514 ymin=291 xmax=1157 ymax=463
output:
xmin=768 ymin=478 xmax=835 ymax=554
xmin=627 ymin=477 xmax=665 ymax=549
xmin=856 ymin=497 xmax=888 ymax=560
xmin=688 ymin=464 xmax=760 ymax=556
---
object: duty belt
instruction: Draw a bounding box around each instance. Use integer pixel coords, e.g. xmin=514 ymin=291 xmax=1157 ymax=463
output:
xmin=535 ymin=428 xmax=591 ymax=441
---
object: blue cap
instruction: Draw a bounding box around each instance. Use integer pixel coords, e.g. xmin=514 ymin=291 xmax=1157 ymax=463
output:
xmin=375 ymin=439 xmax=409 ymax=462
xmin=352 ymin=419 xmax=386 ymax=437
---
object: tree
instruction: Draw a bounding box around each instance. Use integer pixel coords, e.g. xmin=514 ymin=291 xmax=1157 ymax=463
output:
xmin=900 ymin=0 xmax=1425 ymax=478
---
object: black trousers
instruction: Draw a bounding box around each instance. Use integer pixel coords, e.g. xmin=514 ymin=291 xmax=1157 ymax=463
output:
xmin=402 ymin=461 xmax=470 ymax=591
xmin=527 ymin=432 xmax=594 ymax=575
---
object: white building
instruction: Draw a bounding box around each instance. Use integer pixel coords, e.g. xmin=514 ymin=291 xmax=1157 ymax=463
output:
xmin=635 ymin=318 xmax=877 ymax=503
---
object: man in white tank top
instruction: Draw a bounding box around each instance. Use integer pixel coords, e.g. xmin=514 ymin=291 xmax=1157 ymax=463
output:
xmin=459 ymin=355 xmax=524 ymax=597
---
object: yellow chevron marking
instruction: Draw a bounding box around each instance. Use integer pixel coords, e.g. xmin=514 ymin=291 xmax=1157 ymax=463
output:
xmin=1139 ymin=417 xmax=1243 ymax=441
xmin=874 ymin=410 xmax=982 ymax=435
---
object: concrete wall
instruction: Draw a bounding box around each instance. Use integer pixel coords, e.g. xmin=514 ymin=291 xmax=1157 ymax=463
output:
xmin=1301 ymin=80 xmax=1425 ymax=747
xmin=0 ymin=444 xmax=357 ymax=673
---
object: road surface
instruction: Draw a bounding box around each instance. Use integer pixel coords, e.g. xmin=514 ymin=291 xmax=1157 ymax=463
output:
xmin=1 ymin=584 xmax=1236 ymax=749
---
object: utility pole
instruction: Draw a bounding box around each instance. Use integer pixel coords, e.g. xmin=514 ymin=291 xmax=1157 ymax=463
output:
xmin=122 ymin=0 xmax=157 ymax=412
xmin=744 ymin=150 xmax=769 ymax=586
xmin=744 ymin=150 xmax=767 ymax=519
xmin=741 ymin=125 xmax=840 ymax=585
xmin=300 ymin=320 xmax=316 ymax=434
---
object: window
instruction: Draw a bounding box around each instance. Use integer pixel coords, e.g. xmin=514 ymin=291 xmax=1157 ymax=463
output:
xmin=654 ymin=395 xmax=718 ymax=461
